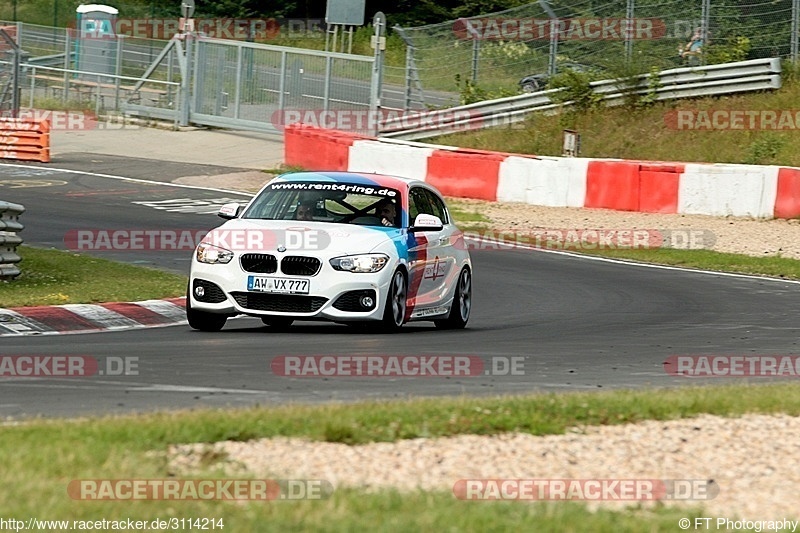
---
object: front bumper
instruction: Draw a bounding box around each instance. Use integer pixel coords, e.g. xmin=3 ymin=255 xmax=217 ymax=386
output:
xmin=189 ymin=259 xmax=395 ymax=322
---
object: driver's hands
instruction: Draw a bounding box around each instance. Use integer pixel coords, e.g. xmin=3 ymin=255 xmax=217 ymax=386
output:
xmin=381 ymin=218 xmax=392 ymax=227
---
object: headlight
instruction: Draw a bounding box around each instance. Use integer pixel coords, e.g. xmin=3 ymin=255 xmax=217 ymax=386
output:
xmin=330 ymin=253 xmax=388 ymax=273
xmin=196 ymin=242 xmax=234 ymax=264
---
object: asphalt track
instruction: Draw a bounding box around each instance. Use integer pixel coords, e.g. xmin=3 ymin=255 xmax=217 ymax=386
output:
xmin=2 ymin=158 xmax=800 ymax=419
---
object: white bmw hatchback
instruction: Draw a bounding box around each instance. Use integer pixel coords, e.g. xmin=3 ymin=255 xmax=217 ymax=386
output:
xmin=186 ymin=171 xmax=472 ymax=332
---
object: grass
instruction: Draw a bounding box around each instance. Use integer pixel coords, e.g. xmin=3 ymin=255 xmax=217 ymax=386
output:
xmin=579 ymin=248 xmax=800 ymax=279
xmin=0 ymin=246 xmax=187 ymax=307
xmin=3 ymin=383 xmax=799 ymax=526
xmin=427 ymin=75 xmax=800 ymax=166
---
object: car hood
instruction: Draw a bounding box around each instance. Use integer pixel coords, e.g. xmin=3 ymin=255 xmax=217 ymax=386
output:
xmin=203 ymin=218 xmax=404 ymax=257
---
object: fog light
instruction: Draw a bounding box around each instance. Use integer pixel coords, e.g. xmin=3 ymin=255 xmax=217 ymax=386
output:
xmin=360 ymin=295 xmax=374 ymax=308
xmin=194 ymin=286 xmax=205 ymax=298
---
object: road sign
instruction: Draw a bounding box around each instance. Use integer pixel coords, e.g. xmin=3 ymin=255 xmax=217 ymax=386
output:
xmin=181 ymin=0 xmax=195 ymax=20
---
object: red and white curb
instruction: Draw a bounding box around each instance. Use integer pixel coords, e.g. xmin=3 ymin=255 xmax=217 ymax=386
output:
xmin=0 ymin=297 xmax=186 ymax=336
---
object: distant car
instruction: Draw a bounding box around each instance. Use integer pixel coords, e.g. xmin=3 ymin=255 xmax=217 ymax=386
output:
xmin=187 ymin=171 xmax=473 ymax=332
xmin=519 ymin=62 xmax=595 ymax=93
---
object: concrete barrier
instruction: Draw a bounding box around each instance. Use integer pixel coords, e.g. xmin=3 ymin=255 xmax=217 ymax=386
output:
xmin=284 ymin=124 xmax=800 ymax=219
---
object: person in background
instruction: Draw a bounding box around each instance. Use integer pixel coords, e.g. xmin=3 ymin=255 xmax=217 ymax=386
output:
xmin=680 ymin=28 xmax=706 ymax=65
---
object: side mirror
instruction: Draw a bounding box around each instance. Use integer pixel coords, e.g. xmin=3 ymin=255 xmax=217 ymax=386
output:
xmin=218 ymin=202 xmax=241 ymax=219
xmin=410 ymin=214 xmax=443 ymax=233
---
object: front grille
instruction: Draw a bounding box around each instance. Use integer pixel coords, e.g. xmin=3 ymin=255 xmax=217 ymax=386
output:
xmin=281 ymin=256 xmax=321 ymax=276
xmin=232 ymin=292 xmax=327 ymax=313
xmin=240 ymin=253 xmax=278 ymax=273
xmin=333 ymin=290 xmax=377 ymax=312
xmin=192 ymin=279 xmax=227 ymax=303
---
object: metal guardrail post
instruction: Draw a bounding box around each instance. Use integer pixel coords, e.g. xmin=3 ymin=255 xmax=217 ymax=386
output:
xmin=0 ymin=200 xmax=24 ymax=280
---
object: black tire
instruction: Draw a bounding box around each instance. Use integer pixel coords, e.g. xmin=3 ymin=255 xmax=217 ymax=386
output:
xmin=261 ymin=317 xmax=294 ymax=330
xmin=521 ymin=81 xmax=537 ymax=93
xmin=435 ymin=267 xmax=471 ymax=330
xmin=186 ymin=298 xmax=227 ymax=332
xmin=380 ymin=269 xmax=407 ymax=332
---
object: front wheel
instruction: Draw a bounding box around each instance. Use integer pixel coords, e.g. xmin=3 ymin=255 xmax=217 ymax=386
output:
xmin=187 ymin=300 xmax=227 ymax=332
xmin=380 ymin=269 xmax=407 ymax=332
xmin=435 ymin=267 xmax=471 ymax=330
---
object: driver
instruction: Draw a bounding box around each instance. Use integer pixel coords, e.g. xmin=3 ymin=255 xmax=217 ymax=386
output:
xmin=295 ymin=199 xmax=316 ymax=221
xmin=375 ymin=199 xmax=397 ymax=227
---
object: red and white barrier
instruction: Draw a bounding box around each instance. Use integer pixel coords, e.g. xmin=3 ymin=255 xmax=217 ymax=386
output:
xmin=284 ymin=124 xmax=800 ymax=219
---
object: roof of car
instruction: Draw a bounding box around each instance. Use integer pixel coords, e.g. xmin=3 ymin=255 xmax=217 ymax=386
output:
xmin=272 ymin=171 xmax=428 ymax=193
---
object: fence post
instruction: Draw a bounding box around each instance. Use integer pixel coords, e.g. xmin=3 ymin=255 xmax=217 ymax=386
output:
xmin=625 ymin=0 xmax=634 ymax=63
xmin=114 ymin=35 xmax=122 ymax=110
xmin=323 ymin=55 xmax=332 ymax=112
xmin=278 ymin=49 xmax=286 ymax=110
xmin=548 ymin=20 xmax=559 ymax=76
xmin=471 ymin=36 xmax=480 ymax=82
xmin=792 ymin=0 xmax=799 ymax=62
xmin=180 ymin=35 xmax=193 ymax=127
xmin=700 ymin=0 xmax=710 ymax=65
xmin=369 ymin=12 xmax=386 ymax=136
xmin=234 ymin=43 xmax=242 ymax=119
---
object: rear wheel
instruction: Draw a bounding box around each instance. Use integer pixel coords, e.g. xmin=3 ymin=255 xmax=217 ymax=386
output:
xmin=435 ymin=267 xmax=471 ymax=330
xmin=380 ymin=269 xmax=407 ymax=332
xmin=261 ymin=317 xmax=294 ymax=330
xmin=186 ymin=298 xmax=227 ymax=332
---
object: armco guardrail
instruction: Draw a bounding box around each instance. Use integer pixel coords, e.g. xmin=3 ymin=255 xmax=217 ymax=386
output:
xmin=0 ymin=200 xmax=24 ymax=280
xmin=380 ymin=58 xmax=782 ymax=141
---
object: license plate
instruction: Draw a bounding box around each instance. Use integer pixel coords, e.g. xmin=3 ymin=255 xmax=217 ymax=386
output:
xmin=247 ymin=276 xmax=309 ymax=294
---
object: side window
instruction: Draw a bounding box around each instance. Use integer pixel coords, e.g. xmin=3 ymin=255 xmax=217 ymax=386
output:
xmin=409 ymin=187 xmax=432 ymax=223
xmin=423 ymin=190 xmax=449 ymax=224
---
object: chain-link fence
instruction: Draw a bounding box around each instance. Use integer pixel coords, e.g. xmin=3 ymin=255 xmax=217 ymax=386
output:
xmin=0 ymin=26 xmax=21 ymax=116
xmin=396 ymin=0 xmax=800 ymax=100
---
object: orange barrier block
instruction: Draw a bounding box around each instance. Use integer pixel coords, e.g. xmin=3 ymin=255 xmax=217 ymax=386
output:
xmin=775 ymin=167 xmax=800 ymax=219
xmin=427 ymin=150 xmax=504 ymax=201
xmin=284 ymin=125 xmax=361 ymax=171
xmin=585 ymin=161 xmax=640 ymax=211
xmin=638 ymin=163 xmax=683 ymax=213
xmin=0 ymin=118 xmax=50 ymax=162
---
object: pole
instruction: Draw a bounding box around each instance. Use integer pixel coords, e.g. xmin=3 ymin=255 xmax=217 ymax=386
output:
xmin=792 ymin=0 xmax=799 ymax=62
xmin=369 ymin=12 xmax=386 ymax=137
xmin=625 ymin=0 xmax=634 ymax=63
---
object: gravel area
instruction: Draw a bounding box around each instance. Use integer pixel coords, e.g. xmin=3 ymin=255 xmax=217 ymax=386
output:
xmin=170 ymin=171 xmax=800 ymax=521
xmin=168 ymin=413 xmax=800 ymax=521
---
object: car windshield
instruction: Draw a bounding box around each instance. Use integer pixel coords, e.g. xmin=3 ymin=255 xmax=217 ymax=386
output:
xmin=242 ymin=181 xmax=402 ymax=227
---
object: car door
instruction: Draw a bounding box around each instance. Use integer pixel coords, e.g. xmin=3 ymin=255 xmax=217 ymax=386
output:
xmin=406 ymin=186 xmax=454 ymax=315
